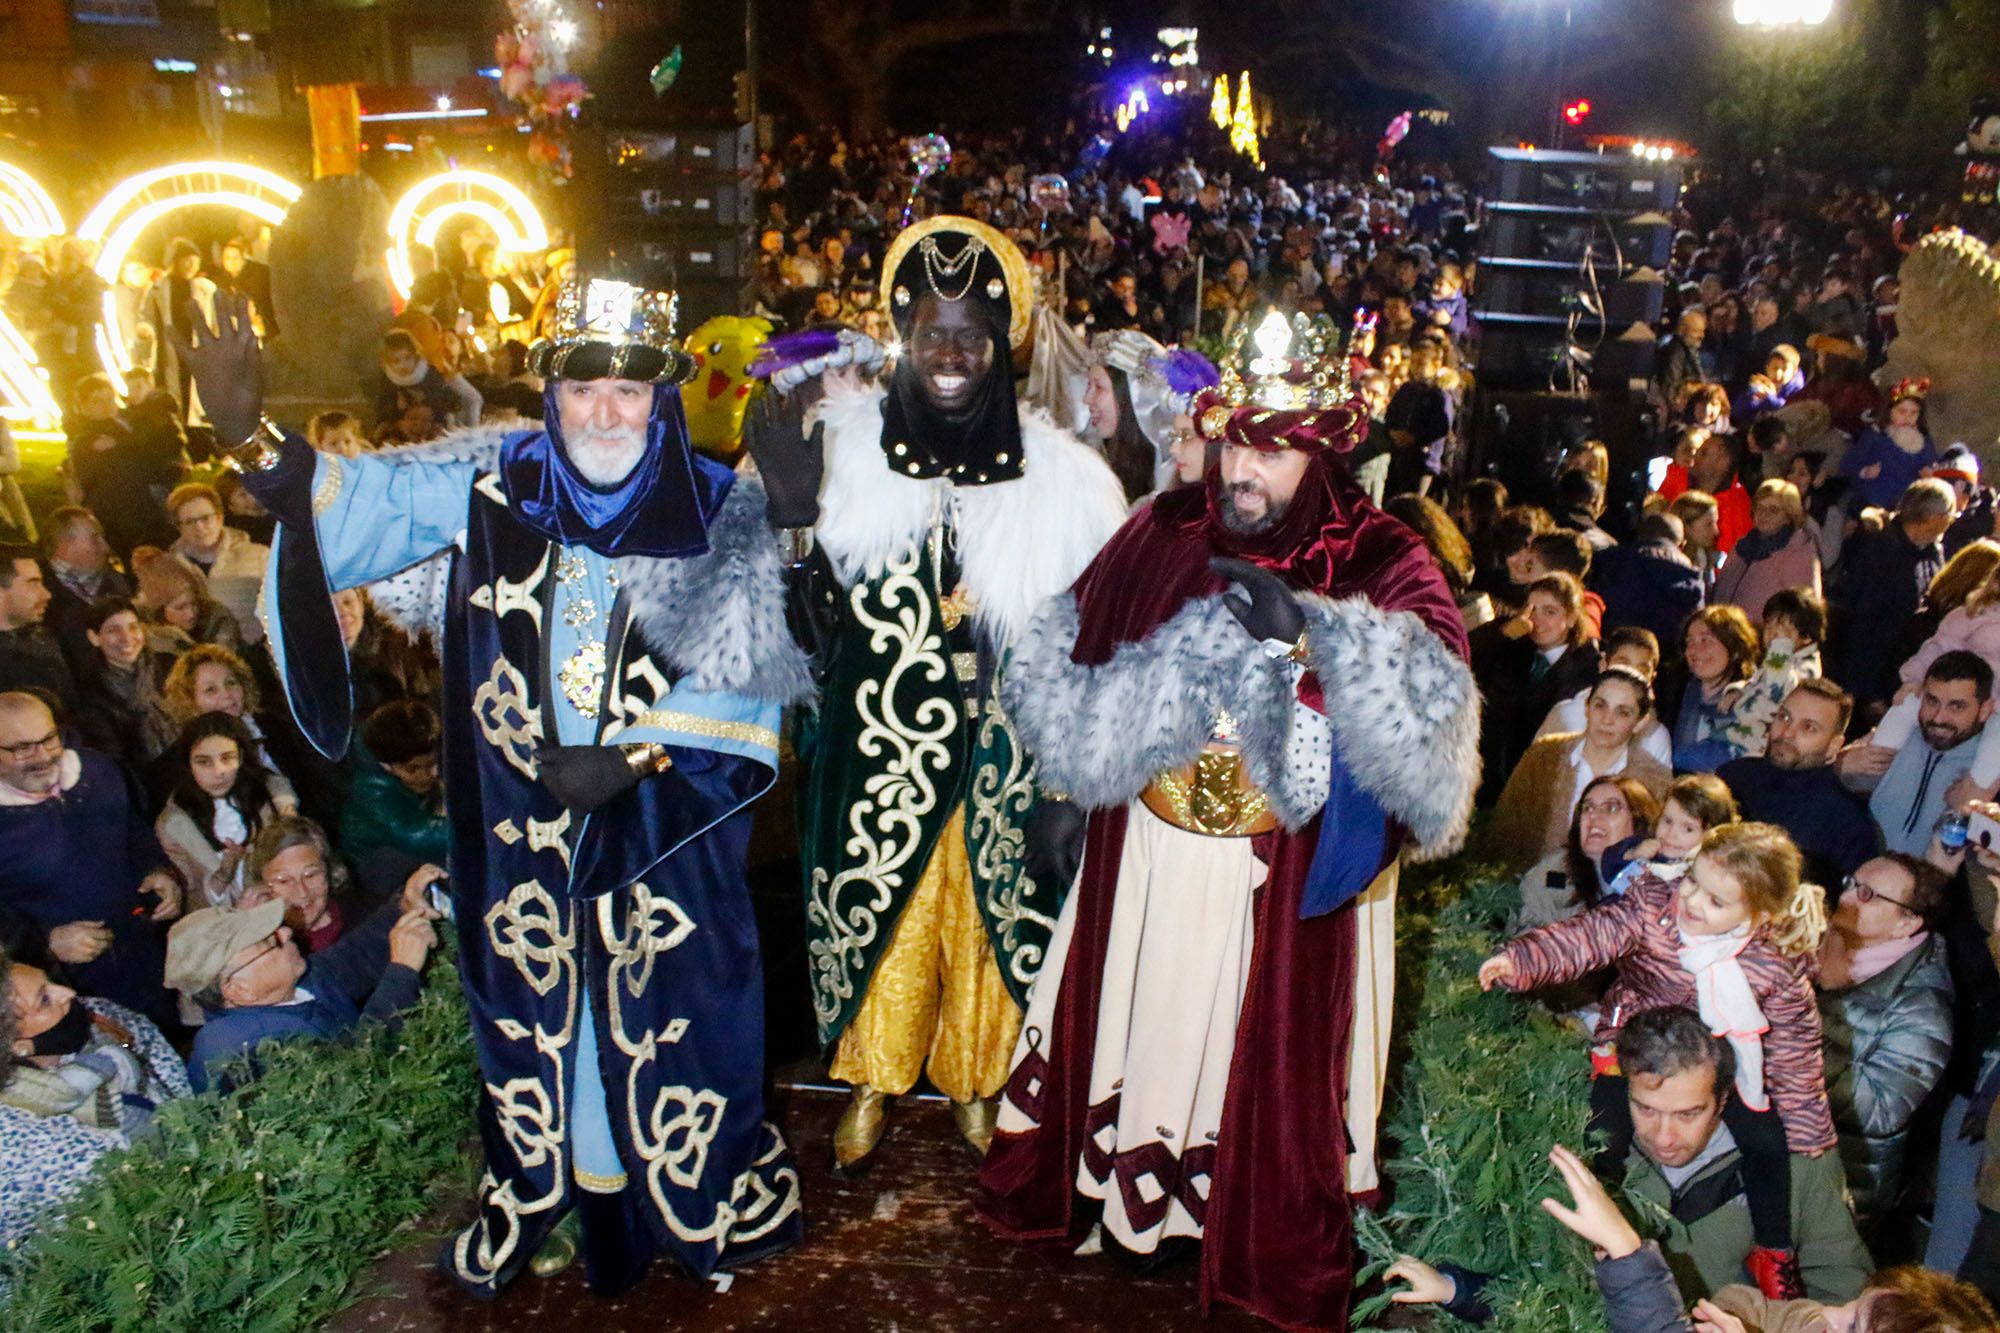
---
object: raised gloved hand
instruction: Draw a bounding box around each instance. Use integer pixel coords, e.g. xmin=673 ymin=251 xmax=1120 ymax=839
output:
xmin=537 ymin=744 xmax=669 ymax=814
xmin=744 ymin=388 xmax=827 ymax=529
xmin=1022 ymin=797 xmax=1087 ymax=889
xmin=1210 ymin=557 xmax=1305 ymax=645
xmin=164 ymin=289 xmax=264 ymax=451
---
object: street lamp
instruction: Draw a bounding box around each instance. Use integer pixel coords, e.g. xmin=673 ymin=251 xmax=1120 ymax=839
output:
xmin=1733 ymin=0 xmax=1831 ymax=25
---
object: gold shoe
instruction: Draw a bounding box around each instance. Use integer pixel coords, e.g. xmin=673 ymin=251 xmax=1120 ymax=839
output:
xmin=833 ymin=1084 xmax=891 ymax=1172
xmin=529 ymin=1212 xmax=580 ymax=1278
xmin=953 ymin=1095 xmax=999 ymax=1157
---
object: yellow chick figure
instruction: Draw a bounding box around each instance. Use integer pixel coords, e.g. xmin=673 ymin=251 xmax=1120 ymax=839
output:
xmin=681 ymin=314 xmax=774 ymax=462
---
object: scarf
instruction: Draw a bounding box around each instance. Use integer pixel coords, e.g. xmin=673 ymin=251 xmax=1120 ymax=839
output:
xmin=1847 ymin=931 xmax=1926 ymax=987
xmin=1731 ymin=525 xmax=1794 ymax=563
xmin=1679 ymin=924 xmax=1770 ymax=1111
xmin=383 ymin=355 xmax=432 ymax=389
xmin=878 ymin=300 xmax=1024 ymax=485
xmin=501 ymin=381 xmax=732 ymax=559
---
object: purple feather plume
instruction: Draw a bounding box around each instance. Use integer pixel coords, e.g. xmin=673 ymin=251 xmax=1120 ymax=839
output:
xmin=750 ymin=328 xmax=843 ymax=380
xmin=1158 ymin=348 xmax=1220 ymax=398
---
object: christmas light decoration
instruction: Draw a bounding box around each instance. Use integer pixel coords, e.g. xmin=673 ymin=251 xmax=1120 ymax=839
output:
xmin=1210 ymin=74 xmax=1231 ymax=130
xmin=1229 ymin=71 xmax=1263 ymax=168
xmin=385 ymin=170 xmax=550 ymax=297
xmin=77 ymin=161 xmax=303 ymax=395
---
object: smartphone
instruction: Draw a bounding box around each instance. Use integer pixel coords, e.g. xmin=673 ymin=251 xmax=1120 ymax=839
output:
xmin=1971 ymin=810 xmax=2000 ymax=853
xmin=425 ymin=877 xmax=455 ymax=920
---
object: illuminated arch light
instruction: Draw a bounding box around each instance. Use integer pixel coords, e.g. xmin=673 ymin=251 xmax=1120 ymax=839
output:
xmin=0 ymin=161 xmax=65 ymax=429
xmin=77 ymin=161 xmax=302 ymax=395
xmin=0 ymin=162 xmax=64 ymax=239
xmin=385 ymin=170 xmax=549 ymax=299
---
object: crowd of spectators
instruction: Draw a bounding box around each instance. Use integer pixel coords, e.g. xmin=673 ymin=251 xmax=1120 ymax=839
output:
xmin=0 ymin=111 xmax=1997 ymax=1327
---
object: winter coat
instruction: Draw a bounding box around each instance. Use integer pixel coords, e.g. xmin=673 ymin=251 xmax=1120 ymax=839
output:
xmin=1482 ymin=732 xmax=1671 ymax=873
xmin=1597 ymin=1242 xmax=1833 ymax=1333
xmin=1898 ymin=602 xmax=2000 ymax=691
xmin=1501 ymin=870 xmax=1838 ymax=1153
xmin=1817 ymin=931 xmax=1954 ymax=1219
xmin=1472 ymin=628 xmax=1601 ymax=805
xmin=1710 ymin=528 xmax=1821 ymax=626
xmin=1622 ymin=1142 xmax=1870 ymax=1303
xmin=170 ymin=526 xmax=269 ymax=647
xmin=1841 ymin=428 xmax=1938 ymax=513
xmin=339 ymin=762 xmax=448 ymax=868
xmin=1714 ymin=641 xmax=1822 ymax=763
xmin=1830 ymin=522 xmax=1944 ymax=708
xmin=1589 ymin=540 xmax=1706 ymax=650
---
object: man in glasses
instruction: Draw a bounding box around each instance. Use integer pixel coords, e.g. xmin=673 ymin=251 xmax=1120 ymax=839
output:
xmin=0 ymin=691 xmax=179 ymax=1027
xmin=167 ymin=863 xmax=445 ymax=1092
xmin=1814 ymin=853 xmax=1954 ymax=1233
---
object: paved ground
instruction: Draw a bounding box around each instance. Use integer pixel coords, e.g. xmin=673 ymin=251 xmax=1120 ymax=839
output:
xmin=325 ymin=1088 xmax=1315 ymax=1333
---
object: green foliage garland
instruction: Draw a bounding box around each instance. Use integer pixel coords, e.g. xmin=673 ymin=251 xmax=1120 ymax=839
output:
xmin=1353 ymin=869 xmax=1608 ymax=1332
xmin=0 ymin=972 xmax=479 ymax=1332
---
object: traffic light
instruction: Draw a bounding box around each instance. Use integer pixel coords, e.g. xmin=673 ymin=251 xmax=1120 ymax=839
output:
xmin=1562 ymin=97 xmax=1593 ymax=127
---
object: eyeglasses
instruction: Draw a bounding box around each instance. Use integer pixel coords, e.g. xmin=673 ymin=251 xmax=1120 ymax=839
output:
xmin=175 ymin=509 xmax=220 ymax=529
xmin=0 ymin=730 xmax=61 ymax=760
xmin=221 ymin=932 xmax=281 ymax=986
xmin=262 ymin=864 xmax=328 ymax=893
xmin=1842 ymin=873 xmax=1917 ymax=914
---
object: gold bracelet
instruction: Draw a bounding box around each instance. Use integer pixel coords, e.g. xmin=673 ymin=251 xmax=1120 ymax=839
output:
xmin=620 ymin=742 xmax=673 ymax=777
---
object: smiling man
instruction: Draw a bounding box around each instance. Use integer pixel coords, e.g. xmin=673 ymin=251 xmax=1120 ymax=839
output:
xmin=745 ymin=216 xmax=1128 ymax=1172
xmin=1839 ymin=650 xmax=1994 ymax=855
xmin=176 ymin=272 xmax=814 ymax=1300
xmin=975 ymin=310 xmax=1479 ymax=1330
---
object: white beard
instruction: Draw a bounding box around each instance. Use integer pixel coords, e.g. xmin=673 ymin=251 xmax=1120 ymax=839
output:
xmin=1887 ymin=424 xmax=1927 ymax=455
xmin=564 ymin=423 xmax=647 ymax=486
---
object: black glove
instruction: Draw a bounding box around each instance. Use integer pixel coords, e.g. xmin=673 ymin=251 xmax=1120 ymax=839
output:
xmin=537 ymin=745 xmax=648 ymax=815
xmin=1022 ymin=798 xmax=1087 ymax=889
xmin=1210 ymin=557 xmax=1305 ymax=644
xmin=163 ymin=289 xmax=264 ymax=451
xmin=743 ymin=388 xmax=826 ymax=529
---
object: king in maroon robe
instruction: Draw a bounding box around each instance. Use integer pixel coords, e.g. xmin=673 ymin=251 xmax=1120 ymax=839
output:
xmin=975 ymin=321 xmax=1481 ymax=1331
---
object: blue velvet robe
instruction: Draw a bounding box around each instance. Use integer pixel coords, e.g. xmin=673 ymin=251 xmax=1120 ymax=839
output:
xmin=250 ymin=433 xmax=803 ymax=1296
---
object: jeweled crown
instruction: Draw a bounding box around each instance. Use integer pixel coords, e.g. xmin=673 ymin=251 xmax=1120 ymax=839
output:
xmin=1212 ymin=309 xmax=1353 ymax=413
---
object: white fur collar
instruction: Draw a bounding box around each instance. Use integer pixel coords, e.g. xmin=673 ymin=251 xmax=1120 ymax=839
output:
xmin=813 ymin=383 xmax=1127 ymax=647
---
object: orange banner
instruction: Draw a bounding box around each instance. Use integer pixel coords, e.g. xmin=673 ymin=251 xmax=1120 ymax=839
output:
xmin=305 ymin=83 xmax=361 ymax=179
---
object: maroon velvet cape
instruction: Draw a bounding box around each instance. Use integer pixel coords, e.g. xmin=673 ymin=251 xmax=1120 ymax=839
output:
xmin=975 ymin=461 xmax=1466 ymax=1332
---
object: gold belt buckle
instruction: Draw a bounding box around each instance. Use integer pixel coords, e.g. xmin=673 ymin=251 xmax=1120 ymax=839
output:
xmin=1141 ymin=749 xmax=1275 ymax=837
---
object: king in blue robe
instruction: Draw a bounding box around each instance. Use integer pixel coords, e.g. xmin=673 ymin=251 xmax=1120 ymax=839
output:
xmin=192 ymin=278 xmax=813 ymax=1298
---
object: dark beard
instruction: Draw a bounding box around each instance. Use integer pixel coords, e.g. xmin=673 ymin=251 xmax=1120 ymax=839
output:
xmin=1214 ymin=479 xmax=1288 ymax=535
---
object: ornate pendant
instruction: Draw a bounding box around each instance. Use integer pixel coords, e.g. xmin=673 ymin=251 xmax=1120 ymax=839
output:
xmin=558 ymin=640 xmax=607 ymax=719
xmin=939 ymin=582 xmax=976 ymax=632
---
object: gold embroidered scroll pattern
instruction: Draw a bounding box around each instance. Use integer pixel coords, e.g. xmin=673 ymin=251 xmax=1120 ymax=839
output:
xmin=473 ymin=655 xmax=545 ymax=780
xmin=806 ymin=547 xmax=958 ymax=1032
xmin=967 ymin=693 xmax=1058 ymax=992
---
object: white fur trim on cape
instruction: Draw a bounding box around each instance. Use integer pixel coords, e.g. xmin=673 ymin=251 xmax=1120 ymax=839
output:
xmin=336 ymin=423 xmax=811 ymax=705
xmin=812 ymin=383 xmax=1128 ymax=648
xmin=1001 ymin=593 xmax=1320 ymax=830
xmin=1298 ymin=593 xmax=1480 ymax=859
xmin=1001 ymin=590 xmax=1480 ymax=854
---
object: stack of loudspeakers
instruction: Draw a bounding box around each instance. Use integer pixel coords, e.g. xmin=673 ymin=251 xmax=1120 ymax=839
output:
xmin=574 ymin=122 xmax=756 ymax=332
xmin=1474 ymin=146 xmax=1681 ymax=393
